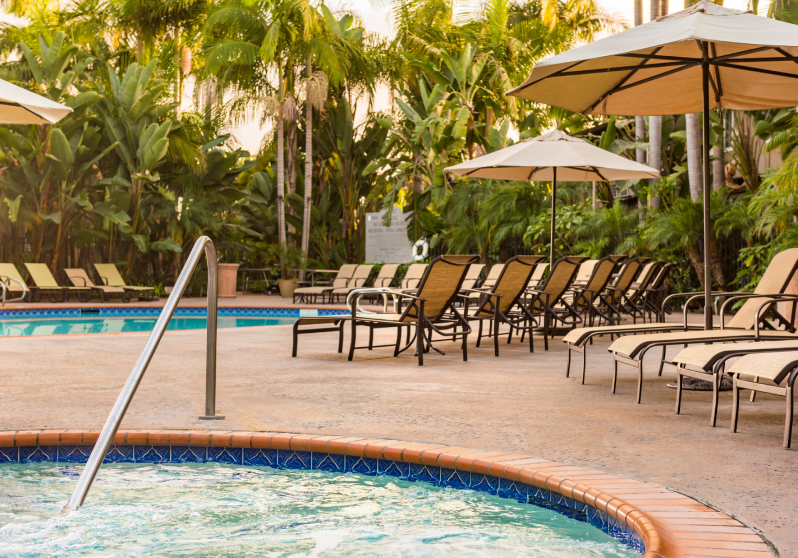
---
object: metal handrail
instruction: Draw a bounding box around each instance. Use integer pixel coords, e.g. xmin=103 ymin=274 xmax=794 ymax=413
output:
xmin=67 ymin=236 xmax=222 ymax=510
xmin=0 ymin=275 xmax=27 ymax=306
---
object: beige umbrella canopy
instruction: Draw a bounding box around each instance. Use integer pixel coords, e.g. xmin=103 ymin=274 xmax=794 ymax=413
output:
xmin=506 ymin=1 xmax=798 ymax=115
xmin=0 ymin=79 xmax=72 ymax=124
xmin=446 ymin=129 xmax=659 ymax=262
xmin=507 ymin=0 xmax=798 ymax=328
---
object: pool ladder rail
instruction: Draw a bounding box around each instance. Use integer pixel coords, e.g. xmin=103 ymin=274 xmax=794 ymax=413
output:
xmin=67 ymin=236 xmax=224 ymax=510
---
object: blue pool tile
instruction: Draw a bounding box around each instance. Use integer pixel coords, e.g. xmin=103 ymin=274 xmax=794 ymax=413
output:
xmin=281 ymin=451 xmax=311 ymax=470
xmin=312 ymin=452 xmax=344 ymax=473
xmin=380 ymin=460 xmax=409 ymax=479
xmin=135 ymin=445 xmax=170 ymax=463
xmin=0 ymin=447 xmax=18 ymax=463
xmin=58 ymin=445 xmax=93 ymax=463
xmin=408 ymin=463 xmax=441 ymax=485
xmin=104 ymin=445 xmax=135 ymax=463
xmin=208 ymin=446 xmax=241 ymax=465
xmin=498 ymin=478 xmax=526 ymax=503
xmin=243 ymin=448 xmax=277 ymax=468
xmin=469 ymin=473 xmax=498 ymax=494
xmin=172 ymin=446 xmax=207 ymax=463
xmin=346 ymin=456 xmax=378 ymax=476
xmin=441 ymin=468 xmax=469 ymax=490
xmin=20 ymin=446 xmax=57 ymax=463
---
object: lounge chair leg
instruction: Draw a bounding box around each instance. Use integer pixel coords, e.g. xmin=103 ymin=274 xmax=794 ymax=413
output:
xmin=612 ymin=359 xmax=618 ymax=394
xmin=711 ymin=368 xmax=722 ymax=427
xmin=731 ymin=374 xmax=741 ymax=433
xmin=580 ymin=349 xmax=586 ymax=385
xmin=750 ymin=377 xmax=758 ymax=402
xmin=657 ymin=346 xmax=666 ymax=376
xmin=463 ymin=330 xmax=468 ymax=362
xmin=416 ymin=322 xmax=424 ymax=366
xmin=636 ymin=362 xmax=643 ymax=404
xmin=348 ymin=321 xmax=357 ymax=361
xmin=675 ymin=370 xmax=682 ymax=414
xmin=338 ymin=322 xmax=344 ymax=354
xmin=292 ymin=322 xmax=299 ymax=357
xmin=543 ymin=314 xmax=549 ymax=351
xmin=394 ymin=327 xmax=402 ymax=357
xmin=528 ymin=323 xmax=534 ymax=353
xmin=785 ymin=380 xmax=794 ymax=449
xmin=368 ymin=326 xmax=374 ymax=350
xmin=494 ymin=318 xmax=500 ymax=357
xmin=566 ymin=347 xmax=572 ymax=378
xmin=477 ymin=320 xmax=483 ymax=348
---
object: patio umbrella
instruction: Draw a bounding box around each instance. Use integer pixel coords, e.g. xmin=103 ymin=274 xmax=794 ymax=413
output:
xmin=445 ymin=129 xmax=660 ymax=263
xmin=0 ymin=79 xmax=72 ymax=124
xmin=506 ymin=0 xmax=798 ymax=328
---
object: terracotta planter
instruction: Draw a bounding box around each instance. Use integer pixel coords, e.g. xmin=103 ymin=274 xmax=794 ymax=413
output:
xmin=217 ymin=263 xmax=240 ymax=298
xmin=278 ymin=279 xmax=297 ymax=298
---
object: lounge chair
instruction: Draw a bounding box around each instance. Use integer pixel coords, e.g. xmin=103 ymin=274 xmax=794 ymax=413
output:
xmin=606 ymin=248 xmax=798 ymax=403
xmin=461 ymin=263 xmax=505 ymax=312
xmin=616 ymin=261 xmax=663 ymax=324
xmin=93 ymin=263 xmax=155 ymax=301
xmin=0 ymin=263 xmax=28 ymax=304
xmin=65 ymin=268 xmax=127 ymax=302
xmin=25 ymin=263 xmax=91 ymax=302
xmin=670 ymin=339 xmax=798 ymax=426
xmin=728 ymin=351 xmax=798 ymax=448
xmin=465 ymin=255 xmax=544 ymax=355
xmin=328 ymin=265 xmax=375 ymax=303
xmin=292 ymin=256 xmax=478 ymax=365
xmin=526 ymin=262 xmax=548 ymax=290
xmin=520 ymin=256 xmax=587 ymax=350
xmin=389 ymin=263 xmax=428 ymax=295
xmin=459 ymin=263 xmax=485 ymax=292
xmin=569 ymin=256 xmax=622 ymax=328
xmin=372 ymin=264 xmax=399 ymax=288
xmin=292 ymin=264 xmax=357 ymax=304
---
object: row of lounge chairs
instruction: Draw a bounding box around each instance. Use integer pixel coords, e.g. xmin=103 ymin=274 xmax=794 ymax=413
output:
xmin=293 ymin=250 xmax=798 ymax=447
xmin=0 ymin=262 xmax=154 ymax=303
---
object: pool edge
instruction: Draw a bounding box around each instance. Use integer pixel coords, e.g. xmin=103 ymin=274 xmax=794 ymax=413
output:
xmin=0 ymin=429 xmax=775 ymax=557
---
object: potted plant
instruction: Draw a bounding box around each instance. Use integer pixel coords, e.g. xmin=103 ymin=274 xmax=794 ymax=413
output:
xmin=268 ymin=244 xmax=306 ymax=298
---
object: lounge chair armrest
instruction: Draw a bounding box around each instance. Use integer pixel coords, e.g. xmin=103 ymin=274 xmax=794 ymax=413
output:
xmin=753 ymin=294 xmax=798 ymax=337
xmin=720 ymin=292 xmax=797 ymax=324
xmin=71 ymin=277 xmax=87 ymax=286
xmin=660 ymin=290 xmax=736 ymax=326
xmin=100 ymin=275 xmax=110 ymax=286
xmin=460 ymin=287 xmax=497 ymax=295
xmin=391 ymin=292 xmax=428 ymax=302
xmin=525 ymin=289 xmax=551 ymax=296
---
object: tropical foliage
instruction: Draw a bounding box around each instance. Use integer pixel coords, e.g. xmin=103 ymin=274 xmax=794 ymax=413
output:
xmin=0 ymin=0 xmax=796 ymax=296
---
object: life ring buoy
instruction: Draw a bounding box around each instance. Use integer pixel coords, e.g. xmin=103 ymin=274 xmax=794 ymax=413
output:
xmin=411 ymin=239 xmax=429 ymax=262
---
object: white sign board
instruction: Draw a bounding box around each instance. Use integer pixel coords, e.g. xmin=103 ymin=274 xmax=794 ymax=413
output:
xmin=365 ymin=206 xmax=409 ymax=263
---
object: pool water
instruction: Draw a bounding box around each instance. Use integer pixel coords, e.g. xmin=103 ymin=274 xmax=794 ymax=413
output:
xmin=0 ymin=316 xmax=296 ymax=337
xmin=0 ymin=463 xmax=639 ymax=557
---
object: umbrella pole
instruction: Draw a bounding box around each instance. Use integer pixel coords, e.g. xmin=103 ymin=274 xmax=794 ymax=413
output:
xmin=550 ymin=168 xmax=557 ymax=264
xmin=702 ymin=61 xmax=713 ymax=330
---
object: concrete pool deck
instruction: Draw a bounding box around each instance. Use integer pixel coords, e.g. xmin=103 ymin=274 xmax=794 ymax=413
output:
xmin=0 ymin=313 xmax=793 ymax=555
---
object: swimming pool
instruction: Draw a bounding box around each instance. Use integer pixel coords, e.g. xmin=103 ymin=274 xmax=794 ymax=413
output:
xmin=0 ymin=316 xmax=296 ymax=337
xmin=0 ymin=307 xmax=348 ymax=337
xmin=0 ymin=462 xmax=640 ymax=557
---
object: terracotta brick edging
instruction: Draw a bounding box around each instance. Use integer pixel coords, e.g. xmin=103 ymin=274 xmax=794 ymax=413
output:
xmin=0 ymin=430 xmax=775 ymax=558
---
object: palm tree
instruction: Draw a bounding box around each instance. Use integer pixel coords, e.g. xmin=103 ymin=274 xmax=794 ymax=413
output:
xmin=648 ymin=0 xmax=664 ymax=208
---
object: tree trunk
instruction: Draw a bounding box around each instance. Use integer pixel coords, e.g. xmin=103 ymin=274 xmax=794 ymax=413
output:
xmin=712 ymin=144 xmax=724 ymax=190
xmin=301 ymin=76 xmax=312 ymax=273
xmin=687 ymin=243 xmax=705 ymax=289
xmin=277 ymin=106 xmax=287 ymax=247
xmin=710 ymin=240 xmax=725 ymax=289
xmin=634 ymin=0 xmax=645 ymax=216
xmin=285 ymin=96 xmax=298 ymax=237
xmin=137 ymin=30 xmax=143 ymax=62
xmin=686 ymin=113 xmax=702 ymax=202
xmin=649 ymin=115 xmax=662 ymax=208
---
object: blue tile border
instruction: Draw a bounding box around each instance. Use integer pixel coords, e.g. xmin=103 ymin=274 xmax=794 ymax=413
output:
xmin=0 ymin=445 xmax=644 ymax=554
xmin=0 ymin=306 xmax=349 ymax=320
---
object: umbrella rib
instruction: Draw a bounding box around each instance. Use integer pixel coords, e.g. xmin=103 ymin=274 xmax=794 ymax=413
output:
xmin=710 ymin=43 xmax=723 ymax=98
xmin=696 ymin=40 xmax=721 ymax=104
xmin=618 ymin=53 xmax=700 ymax=63
xmin=0 ymin=100 xmax=43 ymax=120
xmin=526 ymin=167 xmax=543 ymax=181
xmin=774 ymin=47 xmax=798 ymax=68
xmin=558 ymin=61 xmax=686 ymax=77
xmin=714 ymin=62 xmax=798 ymax=80
xmin=509 ymin=61 xmax=586 ymax=94
xmin=586 ymin=61 xmax=698 ymax=113
xmin=592 ymin=167 xmax=610 ymax=183
xmin=712 ymin=46 xmax=774 ymax=63
xmin=584 ymin=46 xmax=665 ymax=112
